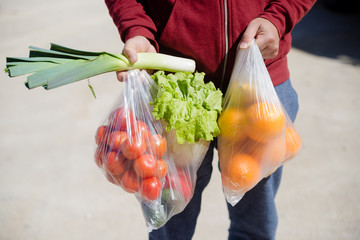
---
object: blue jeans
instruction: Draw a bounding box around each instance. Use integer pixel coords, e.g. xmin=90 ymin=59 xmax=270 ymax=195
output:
xmin=149 ymin=79 xmax=299 ymax=240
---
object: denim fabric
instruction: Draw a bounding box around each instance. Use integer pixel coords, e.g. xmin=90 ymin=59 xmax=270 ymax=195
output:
xmin=149 ymin=79 xmax=299 ymax=240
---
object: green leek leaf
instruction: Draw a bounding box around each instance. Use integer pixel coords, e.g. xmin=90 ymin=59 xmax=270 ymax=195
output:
xmin=88 ymin=80 xmax=96 ymax=99
xmin=7 ymin=62 xmax=57 ymax=77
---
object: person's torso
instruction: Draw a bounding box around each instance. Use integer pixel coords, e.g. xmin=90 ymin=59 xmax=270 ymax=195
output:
xmin=144 ymin=0 xmax=290 ymax=90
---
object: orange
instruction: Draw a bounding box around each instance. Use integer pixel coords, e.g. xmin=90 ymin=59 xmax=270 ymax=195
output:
xmin=246 ymin=102 xmax=286 ymax=142
xmin=251 ymin=135 xmax=286 ymax=168
xmin=239 ymin=82 xmax=258 ymax=107
xmin=284 ymin=125 xmax=302 ymax=161
xmin=225 ymin=82 xmax=257 ymax=108
xmin=218 ymin=136 xmax=262 ymax=172
xmin=218 ymin=137 xmax=246 ymax=173
xmin=218 ymin=136 xmax=257 ymax=167
xmin=221 ymin=154 xmax=261 ymax=192
xmin=218 ymin=108 xmax=248 ymax=141
xmin=218 ymin=138 xmax=237 ymax=171
xmin=262 ymin=126 xmax=302 ymax=177
xmin=235 ymin=136 xmax=259 ymax=155
xmin=223 ymin=83 xmax=242 ymax=108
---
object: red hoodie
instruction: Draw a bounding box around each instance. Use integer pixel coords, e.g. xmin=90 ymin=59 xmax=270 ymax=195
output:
xmin=105 ymin=0 xmax=315 ymax=91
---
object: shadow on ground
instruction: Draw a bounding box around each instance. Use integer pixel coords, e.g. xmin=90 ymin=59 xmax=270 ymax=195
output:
xmin=292 ymin=2 xmax=360 ymax=65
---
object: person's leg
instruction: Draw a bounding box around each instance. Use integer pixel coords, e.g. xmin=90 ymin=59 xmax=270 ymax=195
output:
xmin=149 ymin=141 xmax=215 ymax=240
xmin=227 ymin=79 xmax=299 ymax=240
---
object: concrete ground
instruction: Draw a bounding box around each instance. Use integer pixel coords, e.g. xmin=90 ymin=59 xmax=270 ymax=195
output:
xmin=0 ymin=1 xmax=359 ymax=239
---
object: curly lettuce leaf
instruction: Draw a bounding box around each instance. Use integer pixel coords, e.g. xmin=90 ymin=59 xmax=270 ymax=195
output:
xmin=151 ymin=71 xmax=223 ymax=144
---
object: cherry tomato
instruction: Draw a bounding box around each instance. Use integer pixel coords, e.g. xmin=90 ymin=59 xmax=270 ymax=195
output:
xmin=164 ymin=169 xmax=192 ymax=201
xmin=108 ymin=131 xmax=128 ymax=152
xmin=95 ymin=125 xmax=109 ymax=146
xmin=121 ymin=170 xmax=139 ymax=193
xmin=105 ymin=151 xmax=128 ymax=176
xmin=122 ymin=136 xmax=147 ymax=160
xmin=149 ymin=134 xmax=167 ymax=158
xmin=109 ymin=107 xmax=136 ymax=132
xmin=156 ymin=159 xmax=168 ymax=179
xmin=134 ymin=154 xmax=158 ymax=178
xmin=140 ymin=177 xmax=162 ymax=201
xmin=135 ymin=120 xmax=151 ymax=140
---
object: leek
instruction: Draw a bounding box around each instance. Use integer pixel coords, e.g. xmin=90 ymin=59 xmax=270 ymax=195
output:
xmin=5 ymin=43 xmax=196 ymax=90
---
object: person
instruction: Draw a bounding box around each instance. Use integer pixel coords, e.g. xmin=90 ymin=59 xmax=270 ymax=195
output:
xmin=105 ymin=1 xmax=316 ymax=239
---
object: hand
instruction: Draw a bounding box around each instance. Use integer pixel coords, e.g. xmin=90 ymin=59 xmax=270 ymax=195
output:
xmin=239 ymin=18 xmax=280 ymax=59
xmin=117 ymin=36 xmax=157 ymax=81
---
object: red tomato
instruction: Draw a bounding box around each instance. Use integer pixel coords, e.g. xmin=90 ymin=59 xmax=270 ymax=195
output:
xmin=109 ymin=107 xmax=136 ymax=132
xmin=108 ymin=131 xmax=128 ymax=152
xmin=106 ymin=173 xmax=115 ymax=183
xmin=135 ymin=120 xmax=151 ymax=140
xmin=94 ymin=146 xmax=107 ymax=168
xmin=95 ymin=125 xmax=109 ymax=146
xmin=105 ymin=151 xmax=128 ymax=176
xmin=133 ymin=154 xmax=158 ymax=178
xmin=156 ymin=159 xmax=168 ymax=179
xmin=140 ymin=177 xmax=162 ymax=201
xmin=121 ymin=136 xmax=147 ymax=160
xmin=106 ymin=173 xmax=119 ymax=185
xmin=164 ymin=169 xmax=192 ymax=202
xmin=149 ymin=134 xmax=167 ymax=158
xmin=121 ymin=170 xmax=139 ymax=193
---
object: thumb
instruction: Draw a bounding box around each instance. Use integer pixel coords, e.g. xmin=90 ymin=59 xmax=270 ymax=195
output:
xmin=122 ymin=46 xmax=137 ymax=64
xmin=239 ymin=21 xmax=259 ymax=49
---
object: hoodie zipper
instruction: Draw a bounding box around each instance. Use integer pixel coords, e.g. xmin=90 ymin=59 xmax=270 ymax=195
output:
xmin=220 ymin=0 xmax=229 ymax=91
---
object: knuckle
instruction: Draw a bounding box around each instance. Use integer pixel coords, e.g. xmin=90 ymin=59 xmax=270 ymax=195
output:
xmin=268 ymin=34 xmax=276 ymax=42
xmin=269 ymin=49 xmax=279 ymax=59
xmin=123 ymin=46 xmax=131 ymax=55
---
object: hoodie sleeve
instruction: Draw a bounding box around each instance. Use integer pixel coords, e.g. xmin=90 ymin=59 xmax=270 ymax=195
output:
xmin=259 ymin=0 xmax=317 ymax=37
xmin=105 ymin=0 xmax=159 ymax=50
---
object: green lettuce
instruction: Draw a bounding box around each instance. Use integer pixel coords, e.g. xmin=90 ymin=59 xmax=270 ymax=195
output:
xmin=151 ymin=71 xmax=223 ymax=144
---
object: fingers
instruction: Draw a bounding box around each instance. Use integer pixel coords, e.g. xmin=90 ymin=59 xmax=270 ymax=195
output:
xmin=255 ymin=34 xmax=279 ymax=59
xmin=123 ymin=46 xmax=138 ymax=64
xmin=116 ymin=70 xmax=153 ymax=82
xmin=122 ymin=37 xmax=142 ymax=63
xmin=239 ymin=21 xmax=259 ymax=49
xmin=122 ymin=36 xmax=157 ymax=63
xmin=239 ymin=18 xmax=280 ymax=59
xmin=116 ymin=71 xmax=127 ymax=82
xmin=116 ymin=36 xmax=157 ymax=82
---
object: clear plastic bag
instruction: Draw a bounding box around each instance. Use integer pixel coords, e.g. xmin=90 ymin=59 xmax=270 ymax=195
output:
xmin=94 ymin=70 xmax=209 ymax=231
xmin=218 ymin=41 xmax=303 ymax=206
